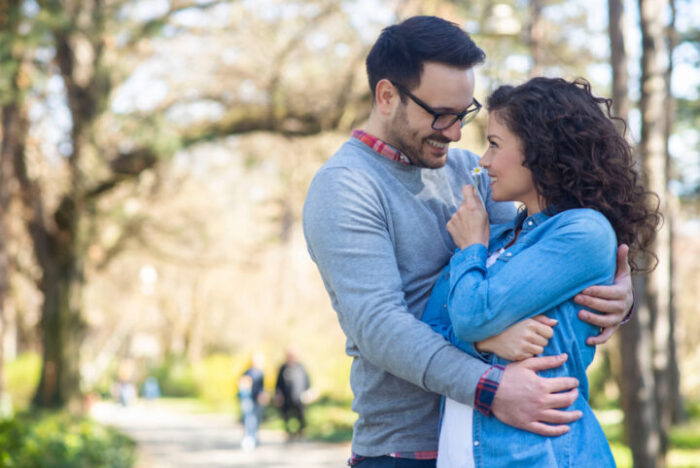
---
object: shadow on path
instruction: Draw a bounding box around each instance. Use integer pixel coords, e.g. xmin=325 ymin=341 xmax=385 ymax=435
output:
xmin=91 ymin=400 xmax=350 ymax=468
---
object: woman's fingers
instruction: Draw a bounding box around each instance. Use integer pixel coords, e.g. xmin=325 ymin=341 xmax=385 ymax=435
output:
xmin=529 ymin=317 xmax=555 ymax=339
xmin=525 ymin=343 xmax=544 ymax=356
xmin=533 ymin=315 xmax=558 ymax=327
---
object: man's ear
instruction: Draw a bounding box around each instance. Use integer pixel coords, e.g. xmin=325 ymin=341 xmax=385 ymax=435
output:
xmin=375 ymin=79 xmax=400 ymax=116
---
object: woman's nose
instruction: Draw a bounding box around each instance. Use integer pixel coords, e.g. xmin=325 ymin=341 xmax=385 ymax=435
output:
xmin=479 ymin=154 xmax=489 ymax=168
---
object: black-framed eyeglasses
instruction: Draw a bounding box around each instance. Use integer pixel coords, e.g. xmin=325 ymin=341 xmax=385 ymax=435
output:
xmin=391 ymin=81 xmax=482 ymax=130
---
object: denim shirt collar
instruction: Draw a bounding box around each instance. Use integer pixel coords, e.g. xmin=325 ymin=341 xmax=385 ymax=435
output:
xmin=490 ymin=207 xmax=556 ymax=252
xmin=514 ymin=208 xmax=554 ymax=233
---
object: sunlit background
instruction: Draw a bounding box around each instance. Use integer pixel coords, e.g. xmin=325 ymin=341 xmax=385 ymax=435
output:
xmin=0 ymin=0 xmax=698 ymax=466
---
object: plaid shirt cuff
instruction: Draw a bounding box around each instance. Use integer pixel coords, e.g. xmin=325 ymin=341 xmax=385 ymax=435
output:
xmin=474 ymin=364 xmax=504 ymax=415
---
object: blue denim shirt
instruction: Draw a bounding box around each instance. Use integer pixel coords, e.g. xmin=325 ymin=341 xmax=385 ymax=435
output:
xmin=422 ymin=208 xmax=617 ymax=468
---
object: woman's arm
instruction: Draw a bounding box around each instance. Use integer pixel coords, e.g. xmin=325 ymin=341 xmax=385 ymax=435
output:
xmin=447 ymin=211 xmax=616 ymax=343
xmin=476 ymin=315 xmax=557 ymax=361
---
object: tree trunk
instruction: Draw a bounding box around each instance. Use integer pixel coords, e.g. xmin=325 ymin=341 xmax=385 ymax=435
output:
xmin=639 ymin=0 xmax=672 ymax=463
xmin=0 ymin=0 xmax=27 ymax=410
xmin=25 ymin=10 xmax=100 ymax=411
xmin=10 ymin=103 xmax=86 ymax=409
xmin=33 ymin=257 xmax=85 ymax=410
xmin=663 ymin=0 xmax=685 ymax=426
xmin=0 ymin=105 xmax=22 ymax=401
xmin=619 ymin=279 xmax=663 ymax=467
xmin=529 ymin=0 xmax=545 ymax=76
xmin=609 ymin=0 xmax=666 ymax=465
xmin=608 ymin=0 xmax=630 ymax=123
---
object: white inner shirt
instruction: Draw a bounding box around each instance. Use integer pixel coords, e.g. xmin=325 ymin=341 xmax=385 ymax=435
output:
xmin=437 ymin=247 xmax=506 ymax=468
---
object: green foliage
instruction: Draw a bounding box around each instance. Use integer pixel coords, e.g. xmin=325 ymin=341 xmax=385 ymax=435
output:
xmin=192 ymin=354 xmax=237 ymax=408
xmin=686 ymin=399 xmax=700 ymax=420
xmin=5 ymin=353 xmax=42 ymax=411
xmin=600 ymin=403 xmax=700 ymax=467
xmin=303 ymin=395 xmax=356 ymax=442
xmin=146 ymin=357 xmax=198 ymax=398
xmin=608 ymin=443 xmax=633 ymax=468
xmin=670 ymin=425 xmax=700 ymax=450
xmin=587 ymin=353 xmax=620 ymax=410
xmin=146 ymin=354 xmax=250 ymax=404
xmin=0 ymin=412 xmax=135 ymax=468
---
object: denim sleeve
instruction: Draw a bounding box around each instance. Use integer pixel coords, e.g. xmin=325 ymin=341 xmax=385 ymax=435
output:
xmin=421 ymin=265 xmax=486 ymax=361
xmin=447 ymin=211 xmax=617 ymax=343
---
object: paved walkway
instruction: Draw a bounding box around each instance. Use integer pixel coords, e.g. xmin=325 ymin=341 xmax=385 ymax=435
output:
xmin=91 ymin=401 xmax=351 ymax=468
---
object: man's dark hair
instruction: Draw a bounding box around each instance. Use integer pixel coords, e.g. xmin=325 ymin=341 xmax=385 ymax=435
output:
xmin=366 ymin=16 xmax=485 ymax=96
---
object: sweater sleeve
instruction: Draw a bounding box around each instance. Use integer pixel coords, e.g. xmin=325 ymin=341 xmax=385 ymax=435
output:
xmin=447 ymin=211 xmax=617 ymax=343
xmin=303 ymin=166 xmax=493 ymax=405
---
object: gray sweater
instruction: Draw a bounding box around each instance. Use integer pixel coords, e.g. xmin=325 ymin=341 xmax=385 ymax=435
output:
xmin=302 ymin=138 xmax=516 ymax=456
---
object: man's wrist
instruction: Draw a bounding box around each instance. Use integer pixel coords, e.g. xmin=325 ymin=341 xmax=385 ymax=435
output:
xmin=474 ymin=364 xmax=505 ymax=415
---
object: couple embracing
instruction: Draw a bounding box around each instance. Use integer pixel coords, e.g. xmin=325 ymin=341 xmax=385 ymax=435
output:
xmin=303 ymin=15 xmax=659 ymax=468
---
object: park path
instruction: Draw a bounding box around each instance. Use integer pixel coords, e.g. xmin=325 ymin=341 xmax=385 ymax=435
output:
xmin=91 ymin=400 xmax=351 ymax=468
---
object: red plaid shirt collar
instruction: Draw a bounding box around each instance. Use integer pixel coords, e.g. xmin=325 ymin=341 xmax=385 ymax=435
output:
xmin=351 ymin=129 xmax=412 ymax=165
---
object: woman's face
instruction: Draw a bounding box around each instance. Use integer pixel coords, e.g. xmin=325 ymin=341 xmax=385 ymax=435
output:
xmin=480 ymin=113 xmax=541 ymax=214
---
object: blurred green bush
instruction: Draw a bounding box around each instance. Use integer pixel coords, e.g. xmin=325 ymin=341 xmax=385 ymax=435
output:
xmin=192 ymin=354 xmax=237 ymax=407
xmin=0 ymin=412 xmax=135 ymax=468
xmin=5 ymin=353 xmax=42 ymax=411
xmin=146 ymin=356 xmax=198 ymax=398
xmin=144 ymin=354 xmax=249 ymax=410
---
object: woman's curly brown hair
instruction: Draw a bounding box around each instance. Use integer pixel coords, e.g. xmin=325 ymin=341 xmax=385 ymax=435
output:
xmin=487 ymin=77 xmax=661 ymax=272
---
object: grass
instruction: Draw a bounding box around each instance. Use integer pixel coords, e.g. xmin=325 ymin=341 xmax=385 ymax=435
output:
xmin=597 ymin=408 xmax=700 ymax=467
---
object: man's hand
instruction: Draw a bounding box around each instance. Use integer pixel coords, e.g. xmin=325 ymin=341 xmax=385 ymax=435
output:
xmin=492 ymin=354 xmax=581 ymax=436
xmin=574 ymin=244 xmax=633 ymax=345
xmin=476 ymin=315 xmax=556 ymax=361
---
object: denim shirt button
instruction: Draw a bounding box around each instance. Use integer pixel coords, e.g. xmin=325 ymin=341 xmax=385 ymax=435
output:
xmin=443 ymin=304 xmax=447 ymax=309
xmin=474 ymin=440 xmax=480 ymax=446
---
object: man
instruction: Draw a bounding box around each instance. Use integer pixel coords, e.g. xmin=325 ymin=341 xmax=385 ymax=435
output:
xmin=274 ymin=347 xmax=312 ymax=440
xmin=303 ymin=16 xmax=632 ymax=467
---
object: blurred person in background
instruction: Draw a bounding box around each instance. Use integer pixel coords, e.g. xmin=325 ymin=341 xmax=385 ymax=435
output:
xmin=274 ymin=346 xmax=313 ymax=440
xmin=114 ymin=358 xmax=137 ymax=407
xmin=143 ymin=376 xmax=161 ymax=400
xmin=238 ymin=351 xmax=267 ymax=450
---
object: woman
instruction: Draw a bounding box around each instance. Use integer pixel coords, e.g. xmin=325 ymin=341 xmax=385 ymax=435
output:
xmin=421 ymin=77 xmax=660 ymax=468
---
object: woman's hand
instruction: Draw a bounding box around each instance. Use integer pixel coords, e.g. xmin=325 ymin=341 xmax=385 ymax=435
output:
xmin=476 ymin=315 xmax=557 ymax=361
xmin=447 ymin=185 xmax=490 ymax=249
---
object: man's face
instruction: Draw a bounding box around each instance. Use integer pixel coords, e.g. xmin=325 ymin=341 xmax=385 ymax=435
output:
xmin=384 ymin=62 xmax=476 ymax=169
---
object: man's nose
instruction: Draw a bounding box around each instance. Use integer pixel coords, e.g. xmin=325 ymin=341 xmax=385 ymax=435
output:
xmin=440 ymin=120 xmax=462 ymax=142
